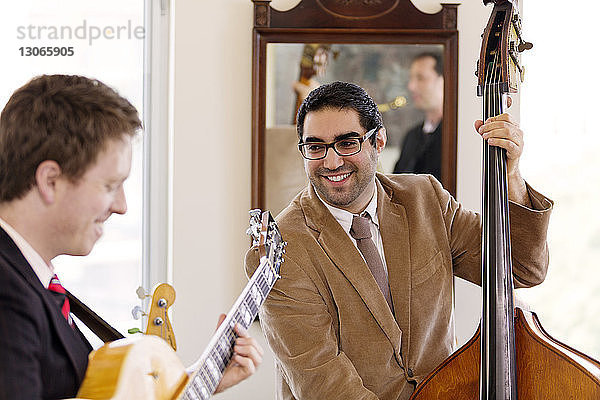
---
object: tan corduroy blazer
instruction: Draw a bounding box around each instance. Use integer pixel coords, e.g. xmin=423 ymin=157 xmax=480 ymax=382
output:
xmin=245 ymin=173 xmax=552 ymax=400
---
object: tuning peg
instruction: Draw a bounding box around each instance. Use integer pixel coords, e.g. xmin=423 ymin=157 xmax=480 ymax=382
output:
xmin=249 ymin=209 xmax=262 ymax=219
xmin=132 ymin=305 xmax=146 ymax=320
xmin=247 ymin=209 xmax=264 ymax=242
xmin=156 ymin=298 xmax=168 ymax=308
xmin=518 ymin=41 xmax=533 ymax=52
xmin=248 ymin=209 xmax=262 ymax=226
xmin=136 ymin=286 xmax=150 ymax=300
xmin=247 ymin=224 xmax=260 ymax=237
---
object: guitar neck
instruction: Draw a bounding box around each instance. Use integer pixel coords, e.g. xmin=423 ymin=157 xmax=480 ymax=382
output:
xmin=180 ymin=255 xmax=279 ymax=400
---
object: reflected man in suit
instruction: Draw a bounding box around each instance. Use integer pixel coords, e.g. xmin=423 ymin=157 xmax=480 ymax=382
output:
xmin=393 ymin=52 xmax=444 ymax=180
xmin=247 ymin=81 xmax=552 ymax=400
xmin=0 ymin=75 xmax=262 ymax=399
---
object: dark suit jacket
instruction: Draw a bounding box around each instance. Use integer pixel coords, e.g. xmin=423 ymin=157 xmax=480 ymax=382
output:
xmin=0 ymin=228 xmax=92 ymax=400
xmin=246 ymin=174 xmax=552 ymax=400
xmin=393 ymin=121 xmax=442 ymax=181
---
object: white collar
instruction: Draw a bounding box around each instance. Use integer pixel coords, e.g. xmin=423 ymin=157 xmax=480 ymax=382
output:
xmin=423 ymin=119 xmax=440 ymax=134
xmin=315 ymin=185 xmax=379 ymax=234
xmin=0 ymin=217 xmax=54 ymax=288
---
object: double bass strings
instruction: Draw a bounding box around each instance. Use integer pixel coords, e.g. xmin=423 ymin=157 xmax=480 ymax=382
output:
xmin=481 ymin=48 xmax=518 ymax=399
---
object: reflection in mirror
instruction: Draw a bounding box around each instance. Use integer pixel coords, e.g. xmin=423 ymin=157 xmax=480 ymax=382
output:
xmin=265 ymin=43 xmax=444 ymax=215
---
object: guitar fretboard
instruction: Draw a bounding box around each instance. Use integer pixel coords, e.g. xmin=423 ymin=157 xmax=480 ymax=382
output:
xmin=179 ymin=254 xmax=280 ymax=400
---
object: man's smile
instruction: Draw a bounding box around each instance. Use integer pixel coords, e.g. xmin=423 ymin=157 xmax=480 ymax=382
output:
xmin=323 ymin=172 xmax=352 ymax=183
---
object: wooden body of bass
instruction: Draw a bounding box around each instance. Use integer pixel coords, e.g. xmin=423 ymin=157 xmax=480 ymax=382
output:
xmin=409 ymin=307 xmax=600 ymax=399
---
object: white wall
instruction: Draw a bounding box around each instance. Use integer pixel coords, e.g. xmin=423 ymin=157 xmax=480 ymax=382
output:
xmin=170 ymin=0 xmax=509 ymax=397
xmin=170 ymin=0 xmax=253 ymax=351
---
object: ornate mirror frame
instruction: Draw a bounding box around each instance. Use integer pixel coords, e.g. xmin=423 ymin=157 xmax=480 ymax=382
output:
xmin=251 ymin=0 xmax=459 ymax=211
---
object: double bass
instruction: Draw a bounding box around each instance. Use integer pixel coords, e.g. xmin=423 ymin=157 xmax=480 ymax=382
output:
xmin=410 ymin=1 xmax=600 ymax=398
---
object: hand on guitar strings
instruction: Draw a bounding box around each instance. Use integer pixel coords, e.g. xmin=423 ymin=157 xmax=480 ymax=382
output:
xmin=214 ymin=313 xmax=265 ymax=393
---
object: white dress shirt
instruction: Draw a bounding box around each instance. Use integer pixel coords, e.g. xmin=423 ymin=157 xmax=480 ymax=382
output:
xmin=423 ymin=119 xmax=441 ymax=134
xmin=0 ymin=217 xmax=54 ymax=288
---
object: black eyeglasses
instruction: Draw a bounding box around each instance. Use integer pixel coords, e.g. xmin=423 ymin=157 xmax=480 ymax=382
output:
xmin=298 ymin=127 xmax=380 ymax=160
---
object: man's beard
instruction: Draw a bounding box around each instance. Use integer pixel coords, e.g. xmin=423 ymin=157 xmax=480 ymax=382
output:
xmin=309 ymin=157 xmax=376 ymax=208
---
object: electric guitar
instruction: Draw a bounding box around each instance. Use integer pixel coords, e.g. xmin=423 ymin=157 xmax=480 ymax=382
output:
xmin=71 ymin=210 xmax=285 ymax=400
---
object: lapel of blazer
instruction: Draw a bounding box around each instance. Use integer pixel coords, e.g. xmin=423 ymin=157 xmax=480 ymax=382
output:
xmin=376 ymin=174 xmax=412 ymax=360
xmin=301 ymin=183 xmax=403 ymax=354
xmin=0 ymin=228 xmax=91 ymax=383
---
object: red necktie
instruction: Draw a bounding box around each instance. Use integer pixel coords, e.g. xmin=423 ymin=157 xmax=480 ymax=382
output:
xmin=48 ymin=274 xmax=73 ymax=327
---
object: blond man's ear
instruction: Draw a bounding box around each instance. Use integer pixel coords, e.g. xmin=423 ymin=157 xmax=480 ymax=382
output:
xmin=35 ymin=160 xmax=62 ymax=205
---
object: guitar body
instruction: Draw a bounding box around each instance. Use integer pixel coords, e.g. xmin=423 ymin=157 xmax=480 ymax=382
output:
xmin=72 ymin=336 xmax=189 ymax=400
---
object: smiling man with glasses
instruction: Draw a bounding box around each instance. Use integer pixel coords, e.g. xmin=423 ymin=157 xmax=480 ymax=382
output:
xmin=246 ymin=81 xmax=553 ymax=400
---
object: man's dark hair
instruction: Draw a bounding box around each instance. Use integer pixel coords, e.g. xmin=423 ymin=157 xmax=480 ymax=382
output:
xmin=412 ymin=52 xmax=443 ymax=76
xmin=296 ymin=81 xmax=383 ymax=146
xmin=0 ymin=74 xmax=142 ymax=202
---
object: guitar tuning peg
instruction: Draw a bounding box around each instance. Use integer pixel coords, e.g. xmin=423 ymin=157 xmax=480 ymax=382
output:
xmin=247 ymin=225 xmax=260 ymax=240
xmin=131 ymin=305 xmax=146 ymax=320
xmin=136 ymin=286 xmax=149 ymax=300
xmin=249 ymin=209 xmax=262 ymax=219
xmin=157 ymin=298 xmax=168 ymax=308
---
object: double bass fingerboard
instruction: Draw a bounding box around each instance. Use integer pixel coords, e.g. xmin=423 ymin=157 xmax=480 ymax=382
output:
xmin=479 ymin=5 xmax=519 ymax=399
xmin=179 ymin=252 xmax=281 ymax=400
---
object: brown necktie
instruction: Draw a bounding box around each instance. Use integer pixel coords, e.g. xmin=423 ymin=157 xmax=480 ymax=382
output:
xmin=350 ymin=214 xmax=393 ymax=312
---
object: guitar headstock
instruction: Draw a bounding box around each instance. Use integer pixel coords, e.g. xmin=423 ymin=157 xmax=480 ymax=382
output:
xmin=248 ymin=209 xmax=286 ymax=277
xmin=131 ymin=283 xmax=177 ymax=351
xmin=477 ymin=0 xmax=533 ymax=96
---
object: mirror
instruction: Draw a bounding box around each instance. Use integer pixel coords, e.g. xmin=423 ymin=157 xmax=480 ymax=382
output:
xmin=252 ymin=0 xmax=459 ymax=215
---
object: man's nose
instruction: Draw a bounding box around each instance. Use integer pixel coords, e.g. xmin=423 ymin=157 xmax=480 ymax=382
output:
xmin=408 ymin=79 xmax=417 ymax=93
xmin=111 ymin=185 xmax=128 ymax=215
xmin=323 ymin=147 xmax=344 ymax=170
